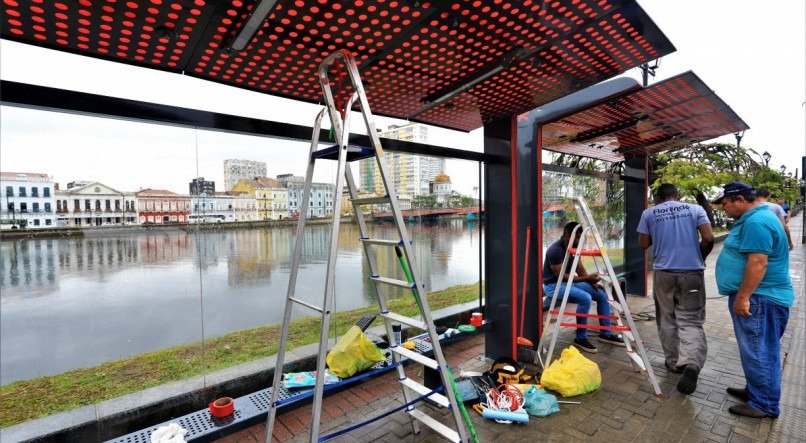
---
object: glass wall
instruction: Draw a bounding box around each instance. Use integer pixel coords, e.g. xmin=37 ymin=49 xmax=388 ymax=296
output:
xmin=541 ymin=170 xmax=625 ymax=268
xmin=0 ymin=105 xmax=483 ymax=430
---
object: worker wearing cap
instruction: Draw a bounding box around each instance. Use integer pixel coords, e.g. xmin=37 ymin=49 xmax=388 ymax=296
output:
xmin=713 ymin=181 xmax=794 ymax=419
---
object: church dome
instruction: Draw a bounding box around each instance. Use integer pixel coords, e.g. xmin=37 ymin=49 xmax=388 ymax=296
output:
xmin=434 ymin=173 xmax=451 ymax=183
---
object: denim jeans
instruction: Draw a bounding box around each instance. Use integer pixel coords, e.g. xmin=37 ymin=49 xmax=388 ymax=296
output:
xmin=729 ymin=294 xmax=789 ymax=417
xmin=543 ymin=282 xmax=613 ymax=340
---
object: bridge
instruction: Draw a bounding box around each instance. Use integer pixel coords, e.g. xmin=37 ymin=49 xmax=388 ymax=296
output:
xmin=371 ymin=206 xmax=483 ymax=223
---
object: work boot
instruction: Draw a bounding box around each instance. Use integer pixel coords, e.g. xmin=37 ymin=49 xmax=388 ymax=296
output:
xmin=676 ymin=364 xmax=699 ymax=395
xmin=728 ymin=404 xmax=777 ymax=419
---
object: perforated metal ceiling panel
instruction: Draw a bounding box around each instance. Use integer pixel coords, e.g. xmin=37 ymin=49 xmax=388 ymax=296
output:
xmin=541 ymin=71 xmax=749 ymax=162
xmin=1 ymin=0 xmax=675 ymax=132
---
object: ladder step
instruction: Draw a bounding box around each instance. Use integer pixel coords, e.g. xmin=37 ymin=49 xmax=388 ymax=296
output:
xmin=407 ymin=409 xmax=460 ymax=442
xmin=568 ymin=247 xmax=602 ymax=256
xmin=360 ymin=238 xmax=403 ymax=247
xmin=289 ymin=297 xmax=324 ymax=313
xmin=352 ymin=196 xmax=391 ymax=206
xmin=371 ymin=276 xmax=415 ymax=289
xmin=311 ymin=144 xmax=376 ymax=162
xmin=398 ymin=377 xmax=450 ymax=408
xmin=390 ymin=345 xmax=439 ymax=369
xmin=381 ymin=311 xmax=427 ymax=330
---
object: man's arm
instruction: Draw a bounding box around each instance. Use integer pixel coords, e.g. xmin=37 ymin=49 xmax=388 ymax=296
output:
xmin=777 ymin=215 xmax=794 ymax=250
xmin=697 ymin=223 xmax=715 ymax=260
xmin=638 ymin=233 xmax=652 ymax=250
xmin=549 ymin=262 xmax=599 ymax=284
xmin=733 ymin=252 xmax=768 ymax=316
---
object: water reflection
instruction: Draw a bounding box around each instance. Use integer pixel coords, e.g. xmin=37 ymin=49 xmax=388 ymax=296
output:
xmin=0 ymin=219 xmax=482 ymax=384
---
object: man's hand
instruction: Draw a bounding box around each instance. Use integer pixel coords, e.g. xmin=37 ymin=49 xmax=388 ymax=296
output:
xmin=733 ymin=297 xmax=751 ymax=317
xmin=585 ymin=274 xmax=601 ymax=284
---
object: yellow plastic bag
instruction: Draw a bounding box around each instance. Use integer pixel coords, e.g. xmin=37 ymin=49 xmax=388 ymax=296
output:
xmin=540 ymin=346 xmax=601 ymax=397
xmin=326 ymin=325 xmax=386 ymax=378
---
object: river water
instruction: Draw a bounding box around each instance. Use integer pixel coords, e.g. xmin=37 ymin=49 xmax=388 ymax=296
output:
xmin=0 ymin=219 xmax=483 ymax=384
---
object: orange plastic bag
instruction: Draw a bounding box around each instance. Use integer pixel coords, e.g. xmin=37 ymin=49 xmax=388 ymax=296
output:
xmin=540 ymin=346 xmax=601 ymax=397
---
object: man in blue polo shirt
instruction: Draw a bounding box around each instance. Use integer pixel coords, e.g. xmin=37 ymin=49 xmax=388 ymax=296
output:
xmin=637 ymin=184 xmax=714 ymax=395
xmin=714 ymin=181 xmax=794 ymax=419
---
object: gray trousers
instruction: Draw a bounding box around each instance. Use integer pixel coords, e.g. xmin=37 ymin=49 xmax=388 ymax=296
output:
xmin=653 ymin=270 xmax=707 ymax=369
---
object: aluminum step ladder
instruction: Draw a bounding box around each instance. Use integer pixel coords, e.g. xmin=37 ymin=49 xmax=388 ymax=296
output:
xmin=536 ymin=196 xmax=662 ymax=396
xmin=263 ymin=50 xmax=470 ymax=443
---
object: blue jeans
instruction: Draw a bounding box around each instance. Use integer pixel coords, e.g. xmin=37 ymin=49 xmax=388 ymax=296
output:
xmin=729 ymin=294 xmax=789 ymax=417
xmin=543 ymin=282 xmax=614 ymax=340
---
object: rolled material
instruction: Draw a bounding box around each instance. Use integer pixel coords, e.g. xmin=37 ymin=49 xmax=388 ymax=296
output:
xmin=481 ymin=408 xmax=529 ymax=423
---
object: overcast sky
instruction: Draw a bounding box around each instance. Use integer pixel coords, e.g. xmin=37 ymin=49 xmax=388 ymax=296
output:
xmin=1 ymin=0 xmax=804 ymax=195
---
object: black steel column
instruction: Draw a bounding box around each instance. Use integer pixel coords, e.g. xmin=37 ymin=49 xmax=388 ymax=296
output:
xmin=623 ymin=155 xmax=648 ymax=296
xmin=483 ymin=117 xmax=515 ymax=359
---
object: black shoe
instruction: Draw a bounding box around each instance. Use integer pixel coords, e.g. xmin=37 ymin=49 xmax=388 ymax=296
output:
xmin=726 ymin=387 xmax=749 ymax=402
xmin=597 ymin=334 xmax=626 ymax=347
xmin=573 ymin=338 xmax=598 ymax=353
xmin=676 ymin=364 xmax=699 ymax=395
xmin=664 ymin=362 xmax=683 ymax=374
xmin=728 ymin=403 xmax=777 ymax=419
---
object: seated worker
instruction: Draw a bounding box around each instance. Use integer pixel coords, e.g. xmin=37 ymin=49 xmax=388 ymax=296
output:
xmin=542 ymin=221 xmax=624 ymax=353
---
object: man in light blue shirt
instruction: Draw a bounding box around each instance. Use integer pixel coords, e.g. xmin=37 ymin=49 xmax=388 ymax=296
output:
xmin=756 ymin=187 xmax=794 ymax=250
xmin=714 ymin=181 xmax=794 ymax=419
xmin=638 ymin=184 xmax=714 ymax=395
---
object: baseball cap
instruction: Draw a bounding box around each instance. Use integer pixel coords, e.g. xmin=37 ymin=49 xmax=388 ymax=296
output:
xmin=712 ymin=181 xmax=755 ymax=204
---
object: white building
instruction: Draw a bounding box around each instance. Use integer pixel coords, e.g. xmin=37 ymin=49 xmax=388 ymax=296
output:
xmin=1 ymin=172 xmax=56 ymax=229
xmin=55 ymin=181 xmax=136 ymax=227
xmin=359 ymin=123 xmax=445 ymax=197
xmin=430 ymin=173 xmax=452 ymax=205
xmin=230 ymin=192 xmax=259 ymax=222
xmin=189 ymin=192 xmax=235 ymax=223
xmin=223 ymin=159 xmax=267 ymax=191
xmin=277 ymin=174 xmax=335 ymax=218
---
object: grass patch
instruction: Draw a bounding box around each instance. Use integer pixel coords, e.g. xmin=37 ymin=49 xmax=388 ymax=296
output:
xmin=0 ymin=283 xmax=483 ymax=428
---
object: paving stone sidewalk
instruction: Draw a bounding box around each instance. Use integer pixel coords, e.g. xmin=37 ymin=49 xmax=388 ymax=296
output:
xmin=221 ymin=215 xmax=805 ymax=442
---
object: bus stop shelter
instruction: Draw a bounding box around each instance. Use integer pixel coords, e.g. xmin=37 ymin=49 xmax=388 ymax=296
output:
xmin=0 ymin=0 xmax=750 ymax=438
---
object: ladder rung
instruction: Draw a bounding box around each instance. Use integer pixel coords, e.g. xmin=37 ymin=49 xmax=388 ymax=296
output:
xmin=390 ymin=345 xmax=439 ymax=369
xmin=568 ymin=247 xmax=602 ymax=256
xmin=381 ymin=311 xmax=427 ymax=330
xmin=351 ymin=196 xmax=391 ymax=205
xmin=311 ymin=144 xmax=376 ymax=162
xmin=371 ymin=276 xmax=415 ymax=289
xmin=360 ymin=238 xmax=403 ymax=247
xmin=289 ymin=297 xmax=324 ymax=313
xmin=398 ymin=377 xmax=450 ymax=408
xmin=407 ymin=409 xmax=460 ymax=442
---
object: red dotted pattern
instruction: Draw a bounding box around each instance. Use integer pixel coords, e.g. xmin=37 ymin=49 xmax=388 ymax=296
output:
xmin=2 ymin=0 xmax=211 ymax=68
xmin=2 ymin=0 xmax=674 ymax=132
xmin=542 ymin=72 xmax=748 ymax=161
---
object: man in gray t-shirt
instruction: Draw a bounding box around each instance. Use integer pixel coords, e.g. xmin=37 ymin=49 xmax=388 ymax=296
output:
xmin=638 ymin=184 xmax=714 ymax=395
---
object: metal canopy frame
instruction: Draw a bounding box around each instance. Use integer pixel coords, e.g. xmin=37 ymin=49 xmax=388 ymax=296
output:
xmin=541 ymin=71 xmax=750 ymax=162
xmin=2 ymin=0 xmax=675 ymax=132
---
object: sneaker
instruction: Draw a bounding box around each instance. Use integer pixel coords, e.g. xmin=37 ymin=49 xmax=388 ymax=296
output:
xmin=573 ymin=338 xmax=598 ymax=353
xmin=676 ymin=364 xmax=699 ymax=395
xmin=726 ymin=386 xmax=749 ymax=402
xmin=597 ymin=334 xmax=626 ymax=347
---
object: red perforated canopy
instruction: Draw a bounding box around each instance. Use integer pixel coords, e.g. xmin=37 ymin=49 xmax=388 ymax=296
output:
xmin=541 ymin=71 xmax=749 ymax=162
xmin=1 ymin=0 xmax=675 ymax=132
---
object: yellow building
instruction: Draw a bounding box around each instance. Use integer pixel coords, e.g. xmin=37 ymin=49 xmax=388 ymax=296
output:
xmin=231 ymin=177 xmax=288 ymax=220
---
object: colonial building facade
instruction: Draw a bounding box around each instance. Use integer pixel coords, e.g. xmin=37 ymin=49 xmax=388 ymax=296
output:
xmin=277 ymin=174 xmax=334 ymax=218
xmin=54 ymin=181 xmax=136 ymax=227
xmin=136 ymin=189 xmax=191 ymax=224
xmin=231 ymin=177 xmax=289 ymax=220
xmin=0 ymin=172 xmax=56 ymax=229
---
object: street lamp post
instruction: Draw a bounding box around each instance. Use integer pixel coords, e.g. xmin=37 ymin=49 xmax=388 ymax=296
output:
xmin=762 ymin=151 xmax=771 ymax=166
xmin=780 ymin=164 xmax=786 ymax=174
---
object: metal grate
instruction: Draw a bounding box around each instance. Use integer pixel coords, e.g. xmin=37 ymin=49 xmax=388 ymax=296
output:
xmin=2 ymin=0 xmax=675 ymax=132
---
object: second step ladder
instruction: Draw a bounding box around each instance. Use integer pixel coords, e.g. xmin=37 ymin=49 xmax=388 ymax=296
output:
xmin=536 ymin=196 xmax=662 ymax=396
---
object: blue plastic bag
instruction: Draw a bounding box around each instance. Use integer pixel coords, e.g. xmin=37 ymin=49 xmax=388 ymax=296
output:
xmin=522 ymin=386 xmax=560 ymax=417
